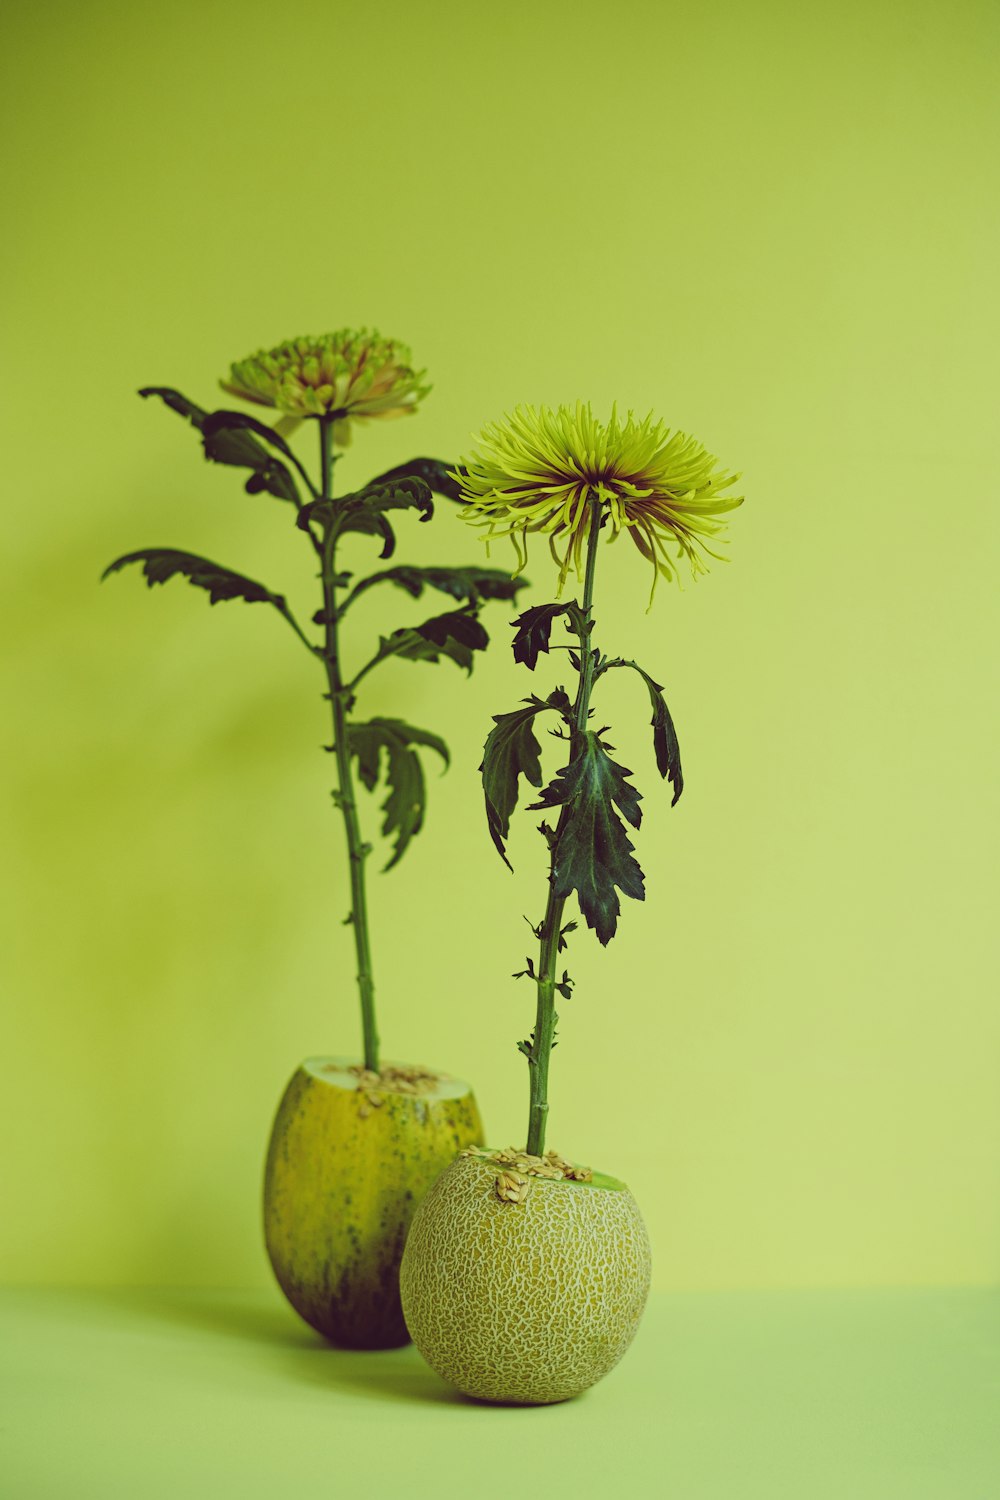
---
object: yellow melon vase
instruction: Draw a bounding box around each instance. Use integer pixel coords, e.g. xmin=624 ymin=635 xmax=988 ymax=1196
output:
xmin=400 ymin=403 xmax=744 ymax=1400
xmin=103 ymin=332 xmax=526 ymax=1349
xmin=266 ymin=1059 xmax=482 ymax=1348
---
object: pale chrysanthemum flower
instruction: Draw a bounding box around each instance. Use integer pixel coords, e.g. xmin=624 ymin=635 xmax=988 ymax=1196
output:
xmin=220 ymin=330 xmax=429 ymax=446
xmin=455 ymin=402 xmax=743 ymax=602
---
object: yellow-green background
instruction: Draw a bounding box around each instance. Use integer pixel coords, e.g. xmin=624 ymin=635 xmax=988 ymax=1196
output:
xmin=2 ymin=0 xmax=997 ymax=1295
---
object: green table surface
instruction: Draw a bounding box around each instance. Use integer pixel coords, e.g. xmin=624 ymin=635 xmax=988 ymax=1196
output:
xmin=2 ymin=1286 xmax=998 ymax=1498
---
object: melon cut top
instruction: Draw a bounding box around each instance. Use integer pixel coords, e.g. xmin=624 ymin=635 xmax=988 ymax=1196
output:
xmin=303 ymin=1056 xmax=473 ymax=1101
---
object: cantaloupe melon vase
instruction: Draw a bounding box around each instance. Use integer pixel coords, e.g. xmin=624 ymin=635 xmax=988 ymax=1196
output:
xmin=103 ymin=330 xmax=526 ymax=1349
xmin=400 ymin=402 xmax=744 ymax=1402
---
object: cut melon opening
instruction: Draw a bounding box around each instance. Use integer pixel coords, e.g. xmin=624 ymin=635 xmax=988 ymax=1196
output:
xmin=468 ymin=1146 xmax=628 ymax=1193
xmin=303 ymin=1056 xmax=473 ymax=1102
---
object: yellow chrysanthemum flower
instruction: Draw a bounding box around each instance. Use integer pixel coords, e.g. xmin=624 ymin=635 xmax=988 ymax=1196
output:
xmin=456 ymin=403 xmax=743 ymax=602
xmin=220 ymin=330 xmax=430 ymax=446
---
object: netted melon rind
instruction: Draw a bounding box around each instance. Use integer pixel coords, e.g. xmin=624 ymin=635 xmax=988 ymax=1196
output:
xmin=400 ymin=1153 xmax=651 ymax=1404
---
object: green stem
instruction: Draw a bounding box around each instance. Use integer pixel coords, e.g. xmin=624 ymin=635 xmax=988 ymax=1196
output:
xmin=525 ymin=494 xmax=602 ymax=1157
xmin=318 ymin=417 xmax=379 ymax=1073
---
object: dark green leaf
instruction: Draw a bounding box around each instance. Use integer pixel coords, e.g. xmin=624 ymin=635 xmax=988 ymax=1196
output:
xmin=418 ymin=609 xmax=488 ymax=653
xmin=350 ymin=724 xmax=383 ymax=793
xmin=511 ymin=602 xmax=570 ymax=670
xmin=200 ymin=411 xmax=302 ymax=506
xmin=305 ymin=475 xmax=434 ymax=530
xmin=332 ymin=507 xmax=398 ymax=558
xmin=101 ymin=548 xmax=286 ymax=609
xmin=138 ymin=386 xmax=206 ymax=425
xmin=367 ymin=457 xmax=465 ymax=502
xmin=361 ymin=609 xmax=491 ymax=680
xmin=380 ymin=748 xmax=426 ymax=872
xmin=530 ymin=730 xmax=645 ymax=945
xmin=368 ymin=717 xmax=450 ymax=769
xmin=302 ymin=475 xmax=435 ymax=559
xmin=375 ymin=627 xmax=469 ymax=671
xmin=242 ymin=468 xmax=299 ymax=503
xmin=139 ymin=388 xmax=301 ymax=506
xmin=347 ymin=718 xmax=449 ymax=869
xmin=203 ymin=424 xmax=279 ymax=473
xmin=480 ymin=690 xmax=572 ymax=868
xmin=200 ymin=409 xmax=298 ymax=463
xmin=356 ymin=475 xmax=434 ymax=518
xmin=340 ymin=564 xmax=527 ymax=614
xmin=601 ymin=659 xmax=683 ymax=805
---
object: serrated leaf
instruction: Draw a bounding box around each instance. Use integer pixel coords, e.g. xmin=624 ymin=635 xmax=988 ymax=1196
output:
xmin=101 ymin=548 xmax=285 ymax=609
xmin=353 ymin=476 xmax=434 ymax=527
xmin=139 ymin=389 xmax=301 ymax=506
xmin=366 ymin=717 xmax=450 ymax=769
xmin=376 ymin=628 xmax=470 ymax=671
xmin=302 ymin=475 xmax=435 ymax=559
xmin=305 ymin=475 xmax=434 ymax=531
xmin=377 ymin=741 xmax=425 ymax=872
xmin=340 ymin=564 xmax=527 ymax=614
xmin=347 ymin=718 xmax=449 ymax=869
xmin=364 ymin=609 xmax=490 ymax=679
xmin=602 ymin=659 xmax=683 ymax=805
xmin=530 ymin=730 xmax=645 ymax=945
xmin=418 ymin=609 xmax=488 ymax=653
xmin=480 ymin=689 xmax=572 ymax=868
xmin=510 ymin=602 xmax=570 ymax=670
xmin=367 ymin=457 xmax=465 ymax=502
xmin=350 ymin=725 xmax=383 ymax=793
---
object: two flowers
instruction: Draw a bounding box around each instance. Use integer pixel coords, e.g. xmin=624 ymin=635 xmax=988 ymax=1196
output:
xmin=221 ymin=331 xmax=743 ymax=599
